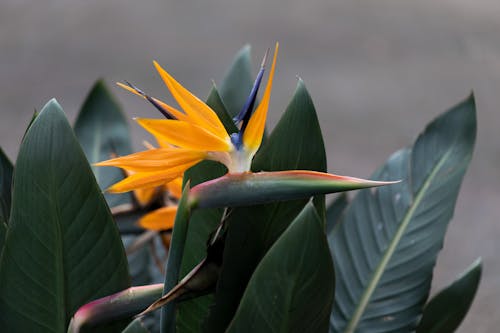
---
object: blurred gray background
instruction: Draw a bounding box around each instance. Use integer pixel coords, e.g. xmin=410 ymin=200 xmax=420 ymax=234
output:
xmin=1 ymin=0 xmax=499 ymax=331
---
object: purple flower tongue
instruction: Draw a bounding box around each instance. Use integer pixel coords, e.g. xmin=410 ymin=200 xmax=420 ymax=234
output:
xmin=123 ymin=80 xmax=177 ymax=120
xmin=233 ymin=48 xmax=269 ymax=131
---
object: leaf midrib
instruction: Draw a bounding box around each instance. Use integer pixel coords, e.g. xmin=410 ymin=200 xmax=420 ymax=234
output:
xmin=344 ymin=148 xmax=452 ymax=333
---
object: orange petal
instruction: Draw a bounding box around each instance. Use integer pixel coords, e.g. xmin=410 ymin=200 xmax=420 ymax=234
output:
xmin=95 ymin=148 xmax=206 ymax=172
xmin=121 ymin=168 xmax=160 ymax=206
xmin=166 ymin=177 xmax=183 ymax=199
xmin=134 ymin=187 xmax=158 ymax=207
xmin=138 ymin=206 xmax=177 ymax=231
xmin=243 ymin=43 xmax=279 ymax=153
xmin=117 ymin=82 xmax=189 ymax=122
xmin=107 ymin=161 xmax=197 ymax=193
xmin=136 ymin=118 xmax=231 ymax=152
xmin=153 ymin=61 xmax=227 ymax=138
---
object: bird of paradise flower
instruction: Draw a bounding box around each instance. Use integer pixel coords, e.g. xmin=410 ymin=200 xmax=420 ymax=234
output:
xmin=96 ymin=43 xmax=278 ymax=191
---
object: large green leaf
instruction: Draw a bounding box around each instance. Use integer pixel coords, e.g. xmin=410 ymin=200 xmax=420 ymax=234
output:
xmin=416 ymin=258 xmax=482 ymax=333
xmin=174 ymin=87 xmax=235 ymax=333
xmin=219 ymin=45 xmax=253 ymax=118
xmin=329 ymin=95 xmax=476 ymax=332
xmin=0 ymin=100 xmax=130 ymax=332
xmin=74 ymin=80 xmax=133 ymax=208
xmin=204 ymin=80 xmax=328 ymax=332
xmin=226 ymin=202 xmax=334 ymax=332
xmin=0 ymin=148 xmax=13 ymax=223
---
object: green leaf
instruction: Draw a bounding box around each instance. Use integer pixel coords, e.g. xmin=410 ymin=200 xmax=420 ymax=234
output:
xmin=205 ymin=80 xmax=328 ymax=332
xmin=174 ymin=86 xmax=234 ymax=333
xmin=74 ymin=80 xmax=133 ymax=208
xmin=0 ymin=148 xmax=13 ymax=224
xmin=122 ymin=318 xmax=150 ymax=333
xmin=226 ymin=202 xmax=334 ymax=332
xmin=330 ymin=95 xmax=477 ymax=332
xmin=416 ymin=258 xmax=482 ymax=333
xmin=0 ymin=100 xmax=130 ymax=332
xmin=219 ymin=45 xmax=254 ymax=118
xmin=160 ymin=182 xmax=192 ymax=333
xmin=326 ymin=193 xmax=348 ymax=235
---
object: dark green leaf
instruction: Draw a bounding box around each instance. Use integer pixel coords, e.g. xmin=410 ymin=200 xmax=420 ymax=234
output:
xmin=219 ymin=45 xmax=253 ymax=118
xmin=0 ymin=148 xmax=13 ymax=223
xmin=326 ymin=193 xmax=348 ymax=235
xmin=161 ymin=182 xmax=192 ymax=333
xmin=205 ymin=80 xmax=327 ymax=332
xmin=0 ymin=100 xmax=130 ymax=332
xmin=174 ymin=86 xmax=234 ymax=333
xmin=416 ymin=258 xmax=482 ymax=333
xmin=330 ymin=95 xmax=476 ymax=332
xmin=226 ymin=202 xmax=334 ymax=332
xmin=74 ymin=80 xmax=133 ymax=208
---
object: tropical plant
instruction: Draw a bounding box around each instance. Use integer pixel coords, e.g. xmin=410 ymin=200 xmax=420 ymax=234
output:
xmin=0 ymin=44 xmax=481 ymax=333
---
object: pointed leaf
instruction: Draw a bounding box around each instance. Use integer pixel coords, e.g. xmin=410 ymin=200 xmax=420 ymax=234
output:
xmin=330 ymin=95 xmax=476 ymax=332
xmin=219 ymin=45 xmax=253 ymax=118
xmin=416 ymin=258 xmax=482 ymax=333
xmin=74 ymin=80 xmax=133 ymax=207
xmin=205 ymin=80 xmax=328 ymax=332
xmin=69 ymin=284 xmax=163 ymax=332
xmin=226 ymin=202 xmax=334 ymax=332
xmin=0 ymin=148 xmax=13 ymax=224
xmin=189 ymin=170 xmax=394 ymax=209
xmin=0 ymin=100 xmax=130 ymax=332
xmin=160 ymin=182 xmax=192 ymax=332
